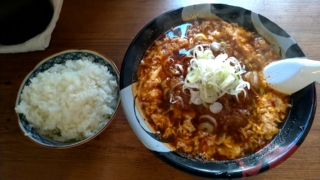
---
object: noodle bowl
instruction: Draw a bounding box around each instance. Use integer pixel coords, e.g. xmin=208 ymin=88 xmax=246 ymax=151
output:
xmin=136 ymin=17 xmax=291 ymax=161
xmin=121 ymin=3 xmax=316 ymax=178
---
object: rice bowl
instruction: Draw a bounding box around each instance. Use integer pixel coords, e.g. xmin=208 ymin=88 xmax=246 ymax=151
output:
xmin=15 ymin=50 xmax=120 ymax=148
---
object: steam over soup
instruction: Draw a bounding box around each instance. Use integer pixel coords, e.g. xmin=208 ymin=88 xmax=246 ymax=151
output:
xmin=136 ymin=17 xmax=291 ymax=161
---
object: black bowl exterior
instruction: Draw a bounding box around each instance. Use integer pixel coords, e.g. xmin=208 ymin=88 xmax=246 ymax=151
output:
xmin=120 ymin=4 xmax=317 ymax=179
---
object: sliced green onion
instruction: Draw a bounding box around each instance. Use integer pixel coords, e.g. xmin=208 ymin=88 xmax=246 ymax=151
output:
xmin=186 ymin=70 xmax=200 ymax=83
xmin=220 ymin=75 xmax=236 ymax=89
xmin=183 ymin=44 xmax=250 ymax=107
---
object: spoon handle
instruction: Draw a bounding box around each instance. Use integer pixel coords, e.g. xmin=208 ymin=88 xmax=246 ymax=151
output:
xmin=302 ymin=59 xmax=320 ymax=83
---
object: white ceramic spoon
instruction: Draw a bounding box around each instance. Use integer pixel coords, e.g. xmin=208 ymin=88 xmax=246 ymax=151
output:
xmin=263 ymin=58 xmax=320 ymax=95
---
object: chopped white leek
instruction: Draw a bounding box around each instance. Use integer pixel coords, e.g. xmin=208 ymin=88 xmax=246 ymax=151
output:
xmin=210 ymin=42 xmax=221 ymax=52
xmin=210 ymin=102 xmax=223 ymax=113
xmin=183 ymin=44 xmax=250 ymax=112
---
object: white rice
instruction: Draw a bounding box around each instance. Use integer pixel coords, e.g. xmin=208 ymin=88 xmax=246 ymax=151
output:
xmin=15 ymin=58 xmax=119 ymax=142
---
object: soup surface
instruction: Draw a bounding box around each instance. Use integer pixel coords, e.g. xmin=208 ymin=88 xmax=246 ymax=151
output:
xmin=136 ymin=17 xmax=291 ymax=161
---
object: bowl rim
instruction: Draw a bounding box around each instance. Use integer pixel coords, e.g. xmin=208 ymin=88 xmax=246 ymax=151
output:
xmin=16 ymin=49 xmax=121 ymax=149
xmin=120 ymin=3 xmax=317 ymax=179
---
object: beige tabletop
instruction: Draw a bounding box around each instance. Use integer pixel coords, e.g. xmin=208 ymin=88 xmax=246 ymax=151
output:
xmin=0 ymin=0 xmax=319 ymax=179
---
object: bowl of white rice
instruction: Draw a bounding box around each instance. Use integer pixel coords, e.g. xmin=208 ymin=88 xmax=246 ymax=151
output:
xmin=15 ymin=49 xmax=120 ymax=148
